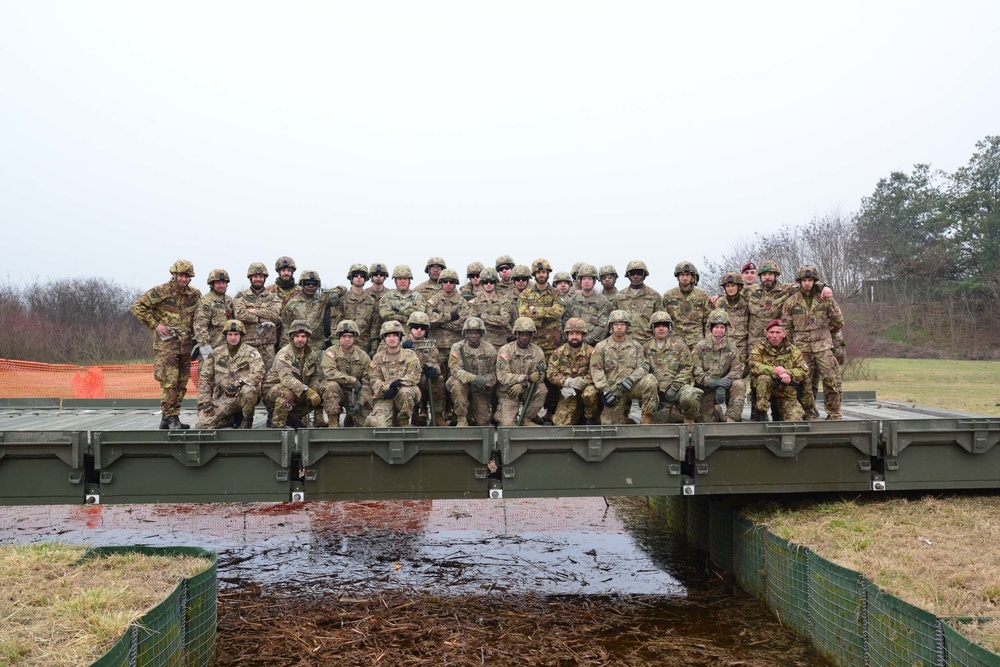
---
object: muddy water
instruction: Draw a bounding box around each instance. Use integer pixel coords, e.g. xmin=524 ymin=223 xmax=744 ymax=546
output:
xmin=0 ymin=498 xmax=832 ymax=665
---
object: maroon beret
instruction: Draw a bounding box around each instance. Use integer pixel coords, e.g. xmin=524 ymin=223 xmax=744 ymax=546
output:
xmin=742 ymin=262 xmax=757 ymax=272
xmin=765 ymin=319 xmax=783 ymax=331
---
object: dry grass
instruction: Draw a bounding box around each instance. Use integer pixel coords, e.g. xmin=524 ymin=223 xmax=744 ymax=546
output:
xmin=0 ymin=543 xmax=212 ymax=667
xmin=743 ymin=494 xmax=1000 ymax=652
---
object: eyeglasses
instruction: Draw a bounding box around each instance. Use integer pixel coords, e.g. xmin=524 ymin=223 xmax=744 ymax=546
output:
xmin=410 ymin=324 xmax=428 ymax=331
xmin=350 ymin=273 xmax=367 ymax=279
xmin=482 ymin=280 xmax=497 ymax=285
xmin=497 ymin=265 xmax=513 ymax=271
xmin=627 ymin=271 xmax=644 ymax=277
xmin=441 ymin=280 xmax=459 ymax=285
xmin=371 ymin=273 xmax=387 ymax=278
xmin=466 ymin=275 xmax=479 ymax=280
xmin=514 ymin=277 xmax=529 ymax=282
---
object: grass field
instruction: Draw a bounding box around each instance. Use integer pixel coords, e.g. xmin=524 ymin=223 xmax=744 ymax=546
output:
xmin=844 ymin=357 xmax=1000 ymax=416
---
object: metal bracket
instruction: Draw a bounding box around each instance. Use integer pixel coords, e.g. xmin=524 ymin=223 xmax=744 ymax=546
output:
xmin=303 ymin=470 xmax=317 ymax=481
xmin=474 ymin=467 xmax=488 ymax=479
xmin=291 ymin=491 xmax=305 ymax=502
xmin=85 ymin=493 xmax=101 ymax=505
xmin=68 ymin=472 xmax=83 ymax=485
xmin=668 ymin=464 xmax=682 ymax=476
xmin=872 ymin=476 xmax=886 ymax=491
xmin=99 ymin=472 xmax=113 ymax=484
xmin=502 ymin=466 xmax=516 ymax=479
xmin=885 ymin=459 xmax=899 ymax=471
xmin=682 ymin=479 xmax=696 ymax=495
xmin=857 ymin=460 xmax=871 ymax=472
xmin=275 ymin=470 xmax=289 ymax=482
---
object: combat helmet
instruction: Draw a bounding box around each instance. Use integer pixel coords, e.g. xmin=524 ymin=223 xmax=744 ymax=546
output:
xmin=625 ymin=260 xmax=649 ymax=277
xmin=466 ymin=262 xmax=485 ymax=278
xmin=463 ymin=316 xmax=485 ymax=333
xmin=495 ymin=255 xmax=515 ymax=270
xmin=512 ymin=317 xmax=537 ymax=333
xmin=439 ymin=269 xmax=460 ymax=283
xmin=380 ymin=320 xmax=405 ymax=338
xmin=347 ymin=263 xmax=369 ymax=280
xmin=247 ymin=262 xmax=269 ymax=278
xmin=571 ymin=262 xmax=583 ymax=280
xmin=369 ymin=262 xmax=389 ymax=276
xmin=223 ymin=319 xmax=245 ymax=335
xmin=552 ymin=271 xmax=573 ymax=285
xmin=407 ymin=311 xmax=431 ymax=327
xmin=511 ymin=264 xmax=532 ymax=280
xmin=674 ymin=261 xmax=700 ymax=285
xmin=577 ymin=263 xmax=599 ymax=280
xmin=478 ymin=267 xmax=499 ymax=282
xmin=334 ymin=320 xmax=361 ymax=337
xmin=392 ymin=264 xmax=413 ymax=279
xmin=288 ymin=319 xmax=313 ymax=336
xmin=757 ymin=260 xmax=781 ymax=276
xmin=599 ymin=264 xmax=618 ymax=279
xmin=424 ymin=257 xmax=447 ymax=273
xmin=795 ymin=265 xmax=820 ymax=281
xmin=274 ymin=256 xmax=296 ymax=272
xmin=169 ymin=259 xmax=195 ymax=277
xmin=531 ymin=258 xmax=553 ymax=274
xmin=707 ymin=310 xmax=730 ymax=327
xmin=207 ymin=269 xmax=230 ymax=285
xmin=650 ymin=311 xmax=673 ymax=329
xmin=719 ymin=272 xmax=744 ymax=287
xmin=609 ymin=309 xmax=631 ymax=326
xmin=564 ymin=317 xmax=588 ymax=333
xmin=298 ymin=270 xmax=321 ymax=287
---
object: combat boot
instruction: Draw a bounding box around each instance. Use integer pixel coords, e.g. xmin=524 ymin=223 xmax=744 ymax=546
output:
xmin=751 ymin=412 xmax=769 ymax=422
xmin=434 ymin=416 xmax=449 ymax=427
xmin=640 ymin=412 xmax=655 ymax=425
xmin=396 ymin=413 xmax=413 ymax=427
xmin=455 ymin=414 xmax=469 ymax=427
xmin=159 ymin=415 xmax=170 ymax=430
xmin=239 ymin=414 xmax=254 ymax=429
xmin=166 ymin=415 xmax=189 ymax=430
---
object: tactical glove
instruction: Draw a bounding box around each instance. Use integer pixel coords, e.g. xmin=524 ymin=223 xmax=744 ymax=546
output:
xmin=602 ymin=390 xmax=619 ymax=407
xmin=705 ymin=379 xmax=721 ymax=390
xmin=507 ymin=384 xmax=524 ymax=400
xmin=718 ymin=377 xmax=732 ymax=389
xmin=383 ymin=385 xmax=399 ymax=400
xmin=347 ymin=401 xmax=361 ymax=416
xmin=565 ymin=377 xmax=587 ymax=391
xmin=351 ymin=379 xmax=363 ymax=394
xmin=471 ymin=376 xmax=488 ymax=391
xmin=401 ymin=340 xmax=413 ymax=349
xmin=664 ymin=387 xmax=679 ymax=404
xmin=305 ymin=388 xmax=322 ymax=407
xmin=528 ymin=371 xmax=543 ymax=383
xmin=225 ymin=382 xmax=242 ymax=397
xmin=423 ymin=364 xmax=438 ymax=379
xmin=715 ymin=387 xmax=727 ymax=406
xmin=560 ymin=386 xmax=577 ymax=399
xmin=618 ymin=378 xmax=633 ymax=393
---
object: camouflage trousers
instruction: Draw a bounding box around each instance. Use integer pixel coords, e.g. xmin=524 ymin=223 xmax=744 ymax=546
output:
xmin=264 ymin=386 xmax=314 ymax=427
xmin=801 ymin=349 xmax=842 ymax=419
xmin=552 ymin=384 xmax=600 ymax=426
xmin=496 ymin=382 xmax=548 ymax=427
xmin=446 ymin=378 xmax=493 ymax=427
xmin=416 ymin=374 xmax=447 ymax=426
xmin=751 ymin=375 xmax=805 ymax=421
xmin=366 ymin=387 xmax=421 ymax=427
xmin=321 ymin=383 xmax=372 ymax=427
xmin=197 ymin=385 xmax=261 ymax=429
xmin=602 ymin=374 xmax=658 ymax=425
xmin=153 ymin=340 xmax=192 ymax=417
xmin=697 ymin=379 xmax=745 ymax=422
xmin=653 ymin=384 xmax=703 ymax=424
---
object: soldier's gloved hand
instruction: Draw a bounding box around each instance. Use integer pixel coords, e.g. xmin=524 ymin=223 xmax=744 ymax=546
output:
xmin=306 ymin=388 xmax=322 ymax=407
xmin=602 ymin=390 xmax=619 ymax=407
xmin=705 ymin=379 xmax=721 ymax=389
xmin=507 ymin=384 xmax=524 ymax=400
xmin=401 ymin=340 xmax=413 ymax=349
xmin=472 ymin=375 xmax=488 ymax=391
xmin=450 ymin=311 xmax=460 ymax=321
xmin=462 ymin=293 xmax=474 ymax=302
xmin=566 ymin=377 xmax=587 ymax=391
xmin=618 ymin=378 xmax=633 ymax=393
xmin=383 ymin=381 xmax=402 ymax=400
xmin=718 ymin=378 xmax=732 ymax=389
xmin=392 ymin=306 xmax=401 ymax=313
xmin=664 ymin=387 xmax=679 ymax=404
xmin=389 ymin=379 xmax=403 ymax=390
xmin=528 ymin=371 xmax=543 ymax=383
xmin=423 ymin=364 xmax=438 ymax=379
xmin=199 ymin=345 xmax=213 ymax=359
xmin=347 ymin=401 xmax=361 ymax=416
xmin=560 ymin=386 xmax=577 ymax=399
xmin=351 ymin=379 xmax=363 ymax=394
xmin=328 ymin=292 xmax=341 ymax=307
xmin=715 ymin=387 xmax=727 ymax=405
xmin=258 ymin=321 xmax=275 ymax=328
xmin=197 ymin=402 xmax=215 ymax=416
xmin=225 ymin=382 xmax=242 ymax=397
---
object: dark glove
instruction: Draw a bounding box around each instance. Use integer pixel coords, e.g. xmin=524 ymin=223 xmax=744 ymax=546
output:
xmin=423 ymin=364 xmax=438 ymax=379
xmin=328 ymin=292 xmax=341 ymax=307
xmin=191 ymin=344 xmax=201 ymax=361
xmin=718 ymin=377 xmax=732 ymax=389
xmin=705 ymin=378 xmax=721 ymax=390
xmin=389 ymin=379 xmax=403 ymax=390
xmin=602 ymin=390 xmax=619 ymax=407
xmin=347 ymin=401 xmax=361 ymax=416
xmin=351 ymin=379 xmax=363 ymax=394
xmin=197 ymin=402 xmax=215 ymax=415
xmin=401 ymin=340 xmax=413 ymax=349
xmin=664 ymin=387 xmax=679 ymax=403
xmin=305 ymin=388 xmax=322 ymax=407
xmin=472 ymin=375 xmax=488 ymax=391
xmin=225 ymin=382 xmax=242 ymax=397
xmin=383 ymin=385 xmax=399 ymax=400
xmin=529 ymin=371 xmax=543 ymax=383
xmin=462 ymin=293 xmax=474 ymax=301
xmin=392 ymin=306 xmax=400 ymax=313
xmin=450 ymin=311 xmax=460 ymax=321
xmin=715 ymin=387 xmax=727 ymax=405
xmin=618 ymin=378 xmax=633 ymax=393
xmin=507 ymin=384 xmax=524 ymax=400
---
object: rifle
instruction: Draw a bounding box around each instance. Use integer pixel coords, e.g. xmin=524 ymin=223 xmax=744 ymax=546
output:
xmin=411 ymin=338 xmax=438 ymax=426
xmin=515 ymin=362 xmax=546 ymax=426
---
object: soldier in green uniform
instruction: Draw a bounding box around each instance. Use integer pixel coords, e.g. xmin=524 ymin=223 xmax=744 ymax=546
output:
xmin=599 ymin=264 xmax=619 ymax=299
xmin=379 ymin=264 xmax=427 ymax=325
xmin=692 ymin=310 xmax=745 ymax=422
xmin=196 ymin=320 xmax=265 ymax=429
xmin=495 ymin=317 xmax=548 ymax=426
xmin=611 ymin=260 xmax=661 ymax=344
xmin=494 ymin=255 xmax=517 ymax=300
xmin=662 ymin=261 xmax=712 ymax=352
xmin=426 ymin=268 xmax=465 ymax=371
xmin=547 ymin=318 xmax=600 ymax=426
xmin=234 ymin=262 xmax=281 ymax=372
xmin=509 ymin=264 xmax=533 ymax=303
xmin=263 ymin=319 xmax=324 ymax=430
xmin=460 ymin=262 xmax=485 ymax=301
xmin=415 ymin=257 xmax=447 ymax=298
xmin=748 ymin=319 xmax=809 ymax=421
xmin=716 ymin=272 xmax=750 ymax=363
xmin=446 ymin=317 xmax=498 ymax=427
xmin=281 ymin=270 xmax=327 ymax=347
xmin=366 ymin=320 xmax=423 ymax=427
xmin=341 ymin=264 xmax=379 ymax=354
xmin=564 ymin=263 xmax=610 ymax=346
xmin=132 ymin=260 xmax=202 ymax=430
xmin=194 ymin=269 xmax=235 ymax=357
xmin=644 ymin=311 xmax=701 ymax=424
xmin=400 ymin=311 xmax=446 ymax=426
xmin=590 ymin=310 xmax=659 ymax=425
xmin=462 ymin=267 xmax=515 ymax=348
xmin=320 ymin=320 xmax=373 ymax=427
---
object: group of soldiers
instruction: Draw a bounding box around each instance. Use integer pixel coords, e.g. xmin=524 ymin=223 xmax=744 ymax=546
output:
xmin=131 ymin=255 xmax=844 ymax=430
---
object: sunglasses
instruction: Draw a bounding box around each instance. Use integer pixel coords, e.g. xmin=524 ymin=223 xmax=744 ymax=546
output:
xmin=410 ymin=324 xmax=428 ymax=331
xmin=441 ymin=280 xmax=459 ymax=285
xmin=482 ymin=280 xmax=497 ymax=285
xmin=371 ymin=273 xmax=387 ymax=278
xmin=302 ymin=281 xmax=319 ymax=287
xmin=514 ymin=277 xmax=529 ymax=282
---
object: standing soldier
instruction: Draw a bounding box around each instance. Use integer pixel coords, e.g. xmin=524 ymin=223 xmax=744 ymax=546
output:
xmin=462 ymin=267 xmax=515 ymax=349
xmin=364 ymin=262 xmax=390 ymax=356
xmin=782 ymin=266 xmax=844 ymax=420
xmin=644 ymin=311 xmax=701 ymax=425
xmin=281 ymin=270 xmax=328 ymax=348
xmin=366 ymin=321 xmax=423 ymax=427
xmin=546 ymin=318 xmax=600 ymax=425
xmin=132 ymin=260 xmax=202 ymax=430
xmin=590 ymin=310 xmax=659 ymax=425
xmin=748 ymin=320 xmax=808 ymax=422
xmin=415 ymin=257 xmax=447 ymax=297
xmin=262 ymin=319 xmax=324 ymax=430
xmin=494 ymin=255 xmax=517 ymax=300
xmin=267 ymin=256 xmax=300 ymax=354
xmin=692 ymin=310 xmax=745 ymax=423
xmin=509 ymin=264 xmax=533 ymax=303
xmin=612 ymin=260 xmax=661 ymax=344
xmin=342 ymin=264 xmax=379 ymax=354
xmin=320 ymin=320 xmax=373 ymax=427
xmin=552 ymin=271 xmax=574 ymax=302
xmin=599 ymin=265 xmax=619 ymax=299
xmin=716 ymin=272 xmax=750 ymax=363
xmin=193 ymin=269 xmax=235 ymax=358
xmin=196 ymin=320 xmax=264 ymax=429
xmin=446 ymin=317 xmax=498 ymax=426
xmin=495 ymin=317 xmax=548 ymax=426
xmin=564 ymin=263 xmax=610 ymax=347
xmin=459 ymin=262 xmax=485 ymax=301
xmin=517 ymin=258 xmax=565 ymax=356
xmin=741 ymin=262 xmax=758 ymax=289
xmin=426 ymin=268 xmax=465 ymax=370
xmin=662 ymin=261 xmax=712 ymax=352
xmin=234 ymin=263 xmax=282 ymax=371
xmin=379 ymin=264 xmax=427 ymax=325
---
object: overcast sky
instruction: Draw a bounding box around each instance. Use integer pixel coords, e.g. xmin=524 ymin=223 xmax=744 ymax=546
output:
xmin=2 ymin=1 xmax=998 ymax=293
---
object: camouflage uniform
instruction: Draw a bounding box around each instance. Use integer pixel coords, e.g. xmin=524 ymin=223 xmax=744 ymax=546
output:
xmin=590 ymin=336 xmax=658 ymax=424
xmin=644 ymin=337 xmax=701 ymax=423
xmin=546 ymin=342 xmax=599 ymax=425
xmin=194 ymin=290 xmax=235 ymax=350
xmin=462 ymin=292 xmax=515 ymax=348
xmin=746 ymin=282 xmax=799 ymax=346
xmin=782 ymin=289 xmax=844 ymax=419
xmin=748 ymin=338 xmax=808 ymax=421
xmin=320 ymin=344 xmax=373 ymax=427
xmin=447 ymin=339 xmax=498 ymax=426
xmin=233 ymin=286 xmax=281 ymax=371
xmin=662 ymin=286 xmax=712 ymax=351
xmin=263 ymin=341 xmax=324 ymax=428
xmin=379 ymin=290 xmax=427 ymax=325
xmin=132 ymin=272 xmax=202 ymax=421
xmin=611 ymin=286 xmax=662 ymax=344
xmin=495 ymin=340 xmax=548 ymax=426
xmin=692 ymin=336 xmax=745 ymax=422
xmin=426 ymin=289 xmax=466 ymax=364
xmin=517 ymin=282 xmax=565 ymax=356
xmin=197 ymin=339 xmax=264 ymax=429
xmin=282 ymin=291 xmax=329 ymax=348
xmin=403 ymin=334 xmax=446 ymax=426
xmin=718 ymin=294 xmax=751 ymax=363
xmin=341 ymin=289 xmax=379 ymax=352
xmin=564 ymin=291 xmax=610 ymax=346
xmin=366 ymin=346 xmax=422 ymax=427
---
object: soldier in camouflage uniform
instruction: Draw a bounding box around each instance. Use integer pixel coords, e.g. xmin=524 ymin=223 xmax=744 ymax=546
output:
xmin=662 ymin=261 xmax=712 ymax=352
xmin=517 ymin=258 xmax=566 ymax=356
xmin=495 ymin=317 xmax=548 ymax=426
xmin=400 ymin=312 xmax=446 ymax=426
xmin=547 ymin=318 xmax=600 ymax=426
xmin=196 ymin=320 xmax=265 ymax=429
xmin=552 ymin=271 xmax=574 ymax=303
xmin=341 ymin=264 xmax=379 ymax=354
xmin=692 ymin=310 xmax=745 ymax=422
xmin=282 ymin=270 xmax=328 ymax=348
xmin=364 ymin=262 xmax=390 ymax=355
xmin=590 ymin=310 xmax=659 ymax=425
xmin=782 ymin=266 xmax=845 ymax=420
xmin=263 ymin=319 xmax=324 ymax=429
xmin=564 ymin=263 xmax=610 ymax=347
xmin=509 ymin=264 xmax=533 ymax=303
xmin=716 ymin=272 xmax=750 ymax=363
xmin=267 ymin=256 xmax=300 ymax=349
xmin=194 ymin=269 xmax=235 ymax=358
xmin=748 ymin=320 xmax=808 ymax=421
xmin=644 ymin=311 xmax=701 ymax=424
xmin=320 ymin=320 xmax=373 ymax=427
xmin=570 ymin=262 xmax=584 ymax=294
xmin=741 ymin=262 xmax=758 ymax=289
xmin=234 ymin=262 xmax=281 ymax=372
xmin=459 ymin=262 xmax=485 ymax=301
xmin=494 ymin=255 xmax=517 ymax=300
xmin=600 ymin=265 xmax=619 ymax=299
xmin=366 ymin=321 xmax=423 ymax=427
xmin=426 ymin=268 xmax=465 ymax=371
xmin=446 ymin=317 xmax=498 ymax=426
xmin=379 ymin=264 xmax=427 ymax=325
xmin=415 ymin=257 xmax=447 ymax=298
xmin=462 ymin=267 xmax=515 ymax=348
xmin=132 ymin=260 xmax=202 ymax=430
xmin=611 ymin=260 xmax=662 ymax=344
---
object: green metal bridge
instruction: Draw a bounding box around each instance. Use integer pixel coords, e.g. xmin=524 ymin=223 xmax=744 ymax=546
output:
xmin=2 ymin=395 xmax=998 ymax=505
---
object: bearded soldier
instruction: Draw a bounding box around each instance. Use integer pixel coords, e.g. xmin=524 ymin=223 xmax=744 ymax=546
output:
xmin=234 ymin=262 xmax=282 ymax=371
xmin=546 ymin=318 xmax=600 ymax=426
xmin=262 ymin=319 xmax=324 ymax=430
xmin=748 ymin=320 xmax=809 ymax=422
xmin=194 ymin=269 xmax=235 ymax=356
xmin=415 ymin=257 xmax=447 ymax=297
xmin=196 ymin=320 xmax=264 ymax=429
xmin=321 ymin=320 xmax=373 ymax=427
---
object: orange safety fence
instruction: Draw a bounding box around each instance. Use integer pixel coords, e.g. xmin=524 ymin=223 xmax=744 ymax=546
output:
xmin=0 ymin=358 xmax=201 ymax=399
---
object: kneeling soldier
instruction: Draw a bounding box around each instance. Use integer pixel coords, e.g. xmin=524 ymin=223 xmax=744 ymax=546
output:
xmin=748 ymin=319 xmax=808 ymax=421
xmin=547 ymin=318 xmax=600 ymax=425
xmin=263 ymin=319 xmax=324 ymax=429
xmin=197 ymin=319 xmax=264 ymax=429
xmin=321 ymin=320 xmax=373 ymax=427
xmin=591 ymin=310 xmax=659 ymax=424
xmin=692 ymin=310 xmax=746 ymax=422
xmin=366 ymin=321 xmax=422 ymax=427
xmin=495 ymin=317 xmax=548 ymax=426
xmin=644 ymin=311 xmax=701 ymax=424
xmin=446 ymin=317 xmax=498 ymax=426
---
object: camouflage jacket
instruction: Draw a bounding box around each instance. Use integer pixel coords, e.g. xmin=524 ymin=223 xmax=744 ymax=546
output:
xmin=644 ymin=336 xmax=694 ymax=393
xmin=564 ymin=291 xmax=610 ymax=346
xmin=662 ymin=286 xmax=711 ymax=349
xmin=718 ymin=294 xmax=750 ymax=357
xmin=517 ymin=282 xmax=566 ymax=354
xmin=748 ymin=339 xmax=809 ymax=384
xmin=193 ymin=291 xmax=235 ymax=348
xmin=263 ymin=343 xmax=323 ymax=395
xmin=449 ymin=340 xmax=498 ymax=389
xmin=364 ymin=285 xmax=389 ymax=304
xmin=459 ymin=283 xmax=483 ymax=301
xmin=266 ymin=280 xmax=300 ymax=310
xmin=282 ymin=291 xmax=328 ymax=348
xmin=198 ymin=342 xmax=265 ymax=404
xmin=611 ymin=285 xmax=662 ymax=344
xmin=496 ymin=341 xmax=547 ymax=388
xmin=547 ymin=342 xmax=595 ymax=388
xmin=368 ymin=348 xmax=422 ymax=397
xmin=378 ymin=289 xmax=427 ymax=324
xmin=321 ymin=345 xmax=373 ymax=403
xmin=590 ymin=336 xmax=650 ymax=391
xmin=233 ymin=287 xmax=281 ymax=347
xmin=426 ymin=290 xmax=466 ymax=351
xmin=132 ymin=279 xmax=202 ymax=346
xmin=462 ymin=292 xmax=515 ymax=348
xmin=692 ymin=336 xmax=743 ymax=386
xmin=341 ymin=289 xmax=379 ymax=350
xmin=781 ymin=291 xmax=844 ymax=353
xmin=496 ymin=280 xmax=516 ymax=301
xmin=414 ymin=279 xmax=441 ymax=298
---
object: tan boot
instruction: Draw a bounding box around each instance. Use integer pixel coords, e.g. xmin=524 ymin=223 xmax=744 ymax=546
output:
xmin=640 ymin=412 xmax=655 ymax=425
xmin=455 ymin=415 xmax=469 ymax=427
